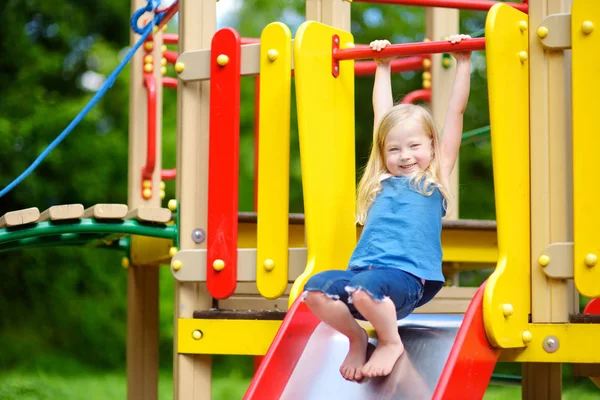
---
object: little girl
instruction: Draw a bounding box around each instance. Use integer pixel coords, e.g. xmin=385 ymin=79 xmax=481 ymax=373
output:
xmin=302 ymin=35 xmax=472 ymax=382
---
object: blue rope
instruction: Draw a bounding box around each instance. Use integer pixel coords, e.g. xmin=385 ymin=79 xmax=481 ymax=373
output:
xmin=0 ymin=1 xmax=165 ymax=199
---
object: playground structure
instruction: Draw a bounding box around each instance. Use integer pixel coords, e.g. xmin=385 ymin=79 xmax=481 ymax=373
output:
xmin=2 ymin=0 xmax=600 ymax=398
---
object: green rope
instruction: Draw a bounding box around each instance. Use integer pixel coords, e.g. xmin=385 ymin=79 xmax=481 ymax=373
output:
xmin=462 ymin=125 xmax=491 ymax=142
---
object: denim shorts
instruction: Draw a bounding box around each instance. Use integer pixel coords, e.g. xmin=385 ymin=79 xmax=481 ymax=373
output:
xmin=303 ymin=266 xmax=424 ymax=321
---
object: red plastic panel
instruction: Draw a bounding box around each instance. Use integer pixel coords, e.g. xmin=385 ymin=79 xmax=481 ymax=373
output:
xmin=584 ymin=298 xmax=600 ymax=314
xmin=433 ymin=282 xmax=501 ymax=399
xmin=244 ymin=299 xmax=321 ymax=400
xmin=207 ymin=28 xmax=241 ymax=299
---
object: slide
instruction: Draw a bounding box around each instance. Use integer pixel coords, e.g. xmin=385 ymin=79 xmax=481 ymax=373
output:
xmin=244 ymin=284 xmax=499 ymax=400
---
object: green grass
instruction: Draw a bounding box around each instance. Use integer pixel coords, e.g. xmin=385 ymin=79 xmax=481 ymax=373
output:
xmin=0 ymin=369 xmax=251 ymax=400
xmin=1 ymin=368 xmax=598 ymax=399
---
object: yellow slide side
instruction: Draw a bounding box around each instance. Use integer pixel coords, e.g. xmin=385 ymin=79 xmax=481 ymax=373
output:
xmin=482 ymin=4 xmax=531 ymax=349
xmin=288 ymin=21 xmax=356 ymax=306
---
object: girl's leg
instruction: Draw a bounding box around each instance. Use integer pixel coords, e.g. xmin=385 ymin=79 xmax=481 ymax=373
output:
xmin=303 ymin=271 xmax=369 ymax=381
xmin=346 ymin=268 xmax=423 ymax=378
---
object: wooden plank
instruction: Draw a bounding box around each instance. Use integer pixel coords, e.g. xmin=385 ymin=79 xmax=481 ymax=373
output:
xmin=193 ymin=309 xmax=287 ymax=320
xmin=39 ymin=204 xmax=84 ymax=222
xmin=125 ymin=207 xmax=171 ymax=224
xmin=0 ymin=207 xmax=40 ymax=228
xmin=83 ymin=204 xmax=128 ymax=219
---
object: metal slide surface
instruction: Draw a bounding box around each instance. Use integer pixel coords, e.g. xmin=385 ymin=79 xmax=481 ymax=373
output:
xmin=280 ymin=314 xmax=462 ymax=400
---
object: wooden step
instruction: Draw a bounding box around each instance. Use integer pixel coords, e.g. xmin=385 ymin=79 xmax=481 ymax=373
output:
xmin=39 ymin=204 xmax=84 ymax=222
xmin=0 ymin=207 xmax=40 ymax=228
xmin=126 ymin=207 xmax=171 ymax=224
xmin=83 ymin=204 xmax=128 ymax=220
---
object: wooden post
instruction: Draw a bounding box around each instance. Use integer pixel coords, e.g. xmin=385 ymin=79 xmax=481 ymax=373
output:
xmin=127 ymin=1 xmax=164 ymax=399
xmin=523 ymin=0 xmax=575 ymax=398
xmin=173 ymin=1 xmax=216 ymax=399
xmin=426 ymin=7 xmax=459 ymax=221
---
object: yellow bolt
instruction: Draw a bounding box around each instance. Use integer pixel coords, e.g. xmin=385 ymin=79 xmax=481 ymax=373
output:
xmin=153 ymin=25 xmax=159 ymax=34
xmin=213 ymin=259 xmax=225 ymax=271
xmin=502 ymin=304 xmax=514 ymax=317
xmin=122 ymin=257 xmax=130 ymax=269
xmin=168 ymin=199 xmax=178 ymax=211
xmin=161 ymin=44 xmax=167 ymax=53
xmin=423 ymin=58 xmax=432 ymax=69
xmin=519 ymin=51 xmax=528 ymax=63
xmin=161 ymin=66 xmax=167 ymax=76
xmin=144 ymin=63 xmax=154 ymax=73
xmin=172 ymin=260 xmax=182 ymax=271
xmin=522 ymin=330 xmax=532 ymax=344
xmin=345 ymin=42 xmax=355 ymax=48
xmin=144 ymin=42 xmax=154 ymax=51
xmin=538 ymin=254 xmax=550 ymax=267
xmin=422 ymin=71 xmax=432 ymax=80
xmin=143 ymin=188 xmax=152 ymax=199
xmin=424 ymin=37 xmax=431 ymax=42
xmin=582 ymin=21 xmax=594 ymax=35
xmin=161 ymin=57 xmax=167 ymax=66
xmin=169 ymin=247 xmax=178 ymax=257
xmin=585 ymin=253 xmax=597 ymax=267
xmin=162 ymin=24 xmax=168 ymax=32
xmin=264 ymin=259 xmax=275 ymax=272
xmin=192 ymin=330 xmax=203 ymax=340
xmin=267 ymin=49 xmax=279 ymax=61
xmin=422 ymin=79 xmax=432 ymax=89
xmin=217 ymin=54 xmax=229 ymax=66
xmin=144 ymin=55 xmax=153 ymax=64
xmin=160 ymin=189 xmax=165 ymax=199
xmin=160 ymin=181 xmax=166 ymax=190
xmin=442 ymin=58 xmax=451 ymax=68
xmin=142 ymin=180 xmax=152 ymax=189
xmin=537 ymin=26 xmax=549 ymax=38
xmin=175 ymin=62 xmax=185 ymax=73
xmin=519 ymin=21 xmax=528 ymax=32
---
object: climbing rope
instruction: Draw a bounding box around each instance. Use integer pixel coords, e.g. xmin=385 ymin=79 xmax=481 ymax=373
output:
xmin=0 ymin=0 xmax=170 ymax=199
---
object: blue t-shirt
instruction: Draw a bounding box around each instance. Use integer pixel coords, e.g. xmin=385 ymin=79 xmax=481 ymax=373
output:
xmin=348 ymin=175 xmax=445 ymax=307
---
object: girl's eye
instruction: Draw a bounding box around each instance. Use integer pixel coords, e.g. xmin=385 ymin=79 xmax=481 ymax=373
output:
xmin=389 ymin=147 xmax=399 ymax=151
xmin=410 ymin=144 xmax=420 ymax=149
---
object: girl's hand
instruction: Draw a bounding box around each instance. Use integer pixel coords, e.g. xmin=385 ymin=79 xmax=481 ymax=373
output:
xmin=448 ymin=34 xmax=472 ymax=62
xmin=370 ymin=39 xmax=395 ymax=64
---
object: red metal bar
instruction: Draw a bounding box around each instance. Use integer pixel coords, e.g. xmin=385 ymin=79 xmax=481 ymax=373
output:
xmin=352 ymin=0 xmax=528 ymax=13
xmin=354 ymin=56 xmax=425 ymax=76
xmin=253 ymin=75 xmax=260 ymax=212
xmin=334 ymin=37 xmax=486 ymax=61
xmin=432 ymin=282 xmax=500 ymax=399
xmin=163 ymin=33 xmax=178 ymax=44
xmin=142 ymin=74 xmax=156 ymax=181
xmin=161 ymin=169 xmax=176 ymax=180
xmin=158 ymin=34 xmax=259 ymax=46
xmin=163 ymin=50 xmax=178 ymax=65
xmin=401 ymin=89 xmax=431 ymax=104
xmin=162 ymin=77 xmax=178 ymax=89
xmin=207 ymin=28 xmax=242 ymax=300
xmin=156 ymin=1 xmax=179 ymax=31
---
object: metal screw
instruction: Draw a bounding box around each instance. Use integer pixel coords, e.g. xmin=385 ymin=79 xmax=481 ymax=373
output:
xmin=334 ymin=66 xmax=339 ymax=72
xmin=334 ymin=37 xmax=339 ymax=44
xmin=543 ymin=335 xmax=559 ymax=353
xmin=191 ymin=228 xmax=206 ymax=244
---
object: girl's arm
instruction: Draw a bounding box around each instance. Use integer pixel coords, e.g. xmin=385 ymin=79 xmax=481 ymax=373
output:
xmin=440 ymin=35 xmax=473 ymax=183
xmin=371 ymin=40 xmax=395 ymax=134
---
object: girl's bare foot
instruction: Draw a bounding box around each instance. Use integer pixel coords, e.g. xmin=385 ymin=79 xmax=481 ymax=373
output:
xmin=340 ymin=329 xmax=369 ymax=381
xmin=361 ymin=338 xmax=404 ymax=378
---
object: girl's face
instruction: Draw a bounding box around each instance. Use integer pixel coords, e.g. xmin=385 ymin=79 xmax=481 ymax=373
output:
xmin=383 ymin=117 xmax=433 ymax=177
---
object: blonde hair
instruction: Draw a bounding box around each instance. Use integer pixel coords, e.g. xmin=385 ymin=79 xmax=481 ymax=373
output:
xmin=356 ymin=104 xmax=452 ymax=225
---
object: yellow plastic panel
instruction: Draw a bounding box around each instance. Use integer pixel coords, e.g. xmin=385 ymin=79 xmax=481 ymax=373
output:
xmin=178 ymin=318 xmax=281 ymax=355
xmin=288 ymin=21 xmax=356 ymax=306
xmin=499 ymin=323 xmax=600 ymax=363
xmin=482 ymin=4 xmax=531 ymax=348
xmin=256 ymin=22 xmax=293 ymax=299
xmin=572 ymin=0 xmax=600 ymax=298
